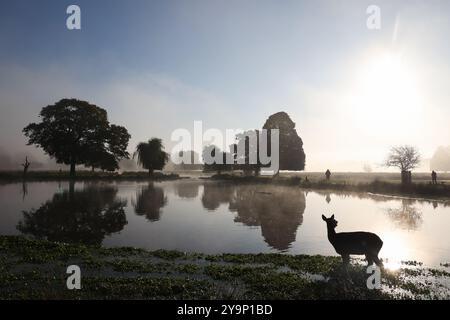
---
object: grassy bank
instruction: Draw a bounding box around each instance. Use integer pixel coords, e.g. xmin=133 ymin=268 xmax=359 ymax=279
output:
xmin=2 ymin=170 xmax=449 ymax=199
xmin=300 ymin=180 xmax=450 ymax=200
xmin=1 ymin=236 xmax=449 ymax=300
xmin=0 ymin=170 xmax=181 ymax=182
xmin=207 ymin=173 xmax=450 ymax=200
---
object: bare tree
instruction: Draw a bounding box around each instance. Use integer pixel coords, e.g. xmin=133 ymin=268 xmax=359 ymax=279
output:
xmin=21 ymin=156 xmax=31 ymax=179
xmin=384 ymin=145 xmax=421 ymax=184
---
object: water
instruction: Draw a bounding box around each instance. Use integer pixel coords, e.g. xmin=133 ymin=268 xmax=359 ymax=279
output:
xmin=1 ymin=180 xmax=449 ymax=267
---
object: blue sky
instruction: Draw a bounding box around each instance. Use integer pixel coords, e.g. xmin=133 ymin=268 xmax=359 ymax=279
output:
xmin=1 ymin=0 xmax=450 ymax=170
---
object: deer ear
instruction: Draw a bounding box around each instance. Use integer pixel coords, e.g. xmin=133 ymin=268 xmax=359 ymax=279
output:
xmin=322 ymin=215 xmax=327 ymax=221
xmin=331 ymin=214 xmax=335 ymax=219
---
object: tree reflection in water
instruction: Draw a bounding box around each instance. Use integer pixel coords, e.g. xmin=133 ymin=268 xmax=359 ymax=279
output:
xmin=201 ymin=183 xmax=306 ymax=251
xmin=230 ymin=185 xmax=306 ymax=251
xmin=201 ymin=182 xmax=235 ymax=211
xmin=132 ymin=183 xmax=167 ymax=221
xmin=174 ymin=181 xmax=201 ymax=199
xmin=386 ymin=199 xmax=423 ymax=230
xmin=17 ymin=184 xmax=127 ymax=245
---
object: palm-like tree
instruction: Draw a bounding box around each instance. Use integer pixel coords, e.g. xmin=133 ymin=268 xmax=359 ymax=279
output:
xmin=133 ymin=138 xmax=169 ymax=176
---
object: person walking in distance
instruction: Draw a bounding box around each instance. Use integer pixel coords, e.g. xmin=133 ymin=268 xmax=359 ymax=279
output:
xmin=431 ymin=170 xmax=437 ymax=184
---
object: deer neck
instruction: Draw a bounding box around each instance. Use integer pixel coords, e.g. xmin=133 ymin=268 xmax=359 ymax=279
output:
xmin=327 ymin=226 xmax=336 ymax=242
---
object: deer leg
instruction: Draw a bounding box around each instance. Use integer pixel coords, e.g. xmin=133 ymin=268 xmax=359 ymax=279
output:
xmin=340 ymin=254 xmax=353 ymax=282
xmin=342 ymin=254 xmax=350 ymax=266
xmin=366 ymin=254 xmax=374 ymax=266
xmin=373 ymin=255 xmax=384 ymax=268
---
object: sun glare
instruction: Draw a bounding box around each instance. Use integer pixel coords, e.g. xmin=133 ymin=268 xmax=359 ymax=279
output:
xmin=351 ymin=50 xmax=424 ymax=135
xmin=379 ymin=232 xmax=410 ymax=271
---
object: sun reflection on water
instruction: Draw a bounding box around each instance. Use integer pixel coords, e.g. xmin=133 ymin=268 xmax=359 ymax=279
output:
xmin=380 ymin=233 xmax=409 ymax=271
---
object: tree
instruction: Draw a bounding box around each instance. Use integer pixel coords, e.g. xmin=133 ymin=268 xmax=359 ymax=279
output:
xmin=99 ymin=152 xmax=120 ymax=172
xmin=21 ymin=156 xmax=31 ymax=178
xmin=384 ymin=145 xmax=421 ymax=184
xmin=177 ymin=150 xmax=202 ymax=170
xmin=202 ymin=145 xmax=232 ymax=175
xmin=23 ymin=99 xmax=130 ymax=177
xmin=234 ymin=130 xmax=262 ymax=176
xmin=262 ymin=111 xmax=306 ymax=172
xmin=133 ymin=138 xmax=169 ymax=176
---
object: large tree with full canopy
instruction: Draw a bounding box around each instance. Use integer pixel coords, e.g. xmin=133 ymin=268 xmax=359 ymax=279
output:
xmin=262 ymin=111 xmax=306 ymax=172
xmin=23 ymin=99 xmax=131 ymax=176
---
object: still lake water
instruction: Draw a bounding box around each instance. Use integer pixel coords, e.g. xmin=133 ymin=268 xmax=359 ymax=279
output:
xmin=1 ymin=180 xmax=449 ymax=266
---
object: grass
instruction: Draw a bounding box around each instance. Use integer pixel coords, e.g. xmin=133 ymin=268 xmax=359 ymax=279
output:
xmin=1 ymin=235 xmax=449 ymax=300
xmin=300 ymin=179 xmax=450 ymax=200
xmin=206 ymin=172 xmax=450 ymax=200
xmin=0 ymin=170 xmax=181 ymax=182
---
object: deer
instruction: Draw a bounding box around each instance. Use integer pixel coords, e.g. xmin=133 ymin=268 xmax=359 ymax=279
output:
xmin=322 ymin=214 xmax=383 ymax=268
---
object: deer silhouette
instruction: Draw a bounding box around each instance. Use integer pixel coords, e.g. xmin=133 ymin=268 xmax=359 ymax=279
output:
xmin=322 ymin=214 xmax=383 ymax=267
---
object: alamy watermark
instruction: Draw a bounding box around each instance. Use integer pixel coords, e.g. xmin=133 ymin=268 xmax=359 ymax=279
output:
xmin=66 ymin=265 xmax=81 ymax=290
xmin=366 ymin=5 xmax=381 ymax=30
xmin=66 ymin=5 xmax=81 ymax=30
xmin=66 ymin=4 xmax=380 ymax=31
xmin=366 ymin=265 xmax=381 ymax=290
xmin=170 ymin=121 xmax=280 ymax=175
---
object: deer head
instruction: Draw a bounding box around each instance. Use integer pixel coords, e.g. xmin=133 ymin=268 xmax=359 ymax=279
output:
xmin=322 ymin=214 xmax=338 ymax=230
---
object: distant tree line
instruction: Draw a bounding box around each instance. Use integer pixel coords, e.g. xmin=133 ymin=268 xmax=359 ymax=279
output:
xmin=24 ymin=100 xmax=307 ymax=177
xmin=201 ymin=112 xmax=306 ymax=176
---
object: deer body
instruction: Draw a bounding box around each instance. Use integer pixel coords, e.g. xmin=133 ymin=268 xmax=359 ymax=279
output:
xmin=323 ymin=214 xmax=383 ymax=267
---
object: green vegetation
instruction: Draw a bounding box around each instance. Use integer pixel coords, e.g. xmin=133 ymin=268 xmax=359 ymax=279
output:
xmin=1 ymin=236 xmax=449 ymax=300
xmin=0 ymin=170 xmax=180 ymax=182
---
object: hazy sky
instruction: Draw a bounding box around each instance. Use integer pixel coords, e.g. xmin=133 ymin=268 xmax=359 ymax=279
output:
xmin=1 ymin=0 xmax=449 ymax=171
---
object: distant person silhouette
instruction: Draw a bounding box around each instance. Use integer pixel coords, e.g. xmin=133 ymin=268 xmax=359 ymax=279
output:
xmin=431 ymin=170 xmax=437 ymax=184
xmin=325 ymin=169 xmax=331 ymax=181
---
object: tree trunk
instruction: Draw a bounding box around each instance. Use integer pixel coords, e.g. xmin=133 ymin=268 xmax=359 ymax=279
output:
xmin=22 ymin=157 xmax=30 ymax=180
xmin=401 ymin=170 xmax=412 ymax=185
xmin=23 ymin=166 xmax=28 ymax=179
xmin=70 ymin=162 xmax=76 ymax=177
xmin=148 ymin=168 xmax=153 ymax=176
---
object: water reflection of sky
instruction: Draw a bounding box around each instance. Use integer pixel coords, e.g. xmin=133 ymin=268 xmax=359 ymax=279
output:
xmin=0 ymin=180 xmax=449 ymax=267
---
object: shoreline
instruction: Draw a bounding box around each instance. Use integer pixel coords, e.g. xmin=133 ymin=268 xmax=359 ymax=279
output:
xmin=0 ymin=171 xmax=183 ymax=182
xmin=1 ymin=171 xmax=450 ymax=201
xmin=1 ymin=236 xmax=449 ymax=300
xmin=207 ymin=174 xmax=450 ymax=201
